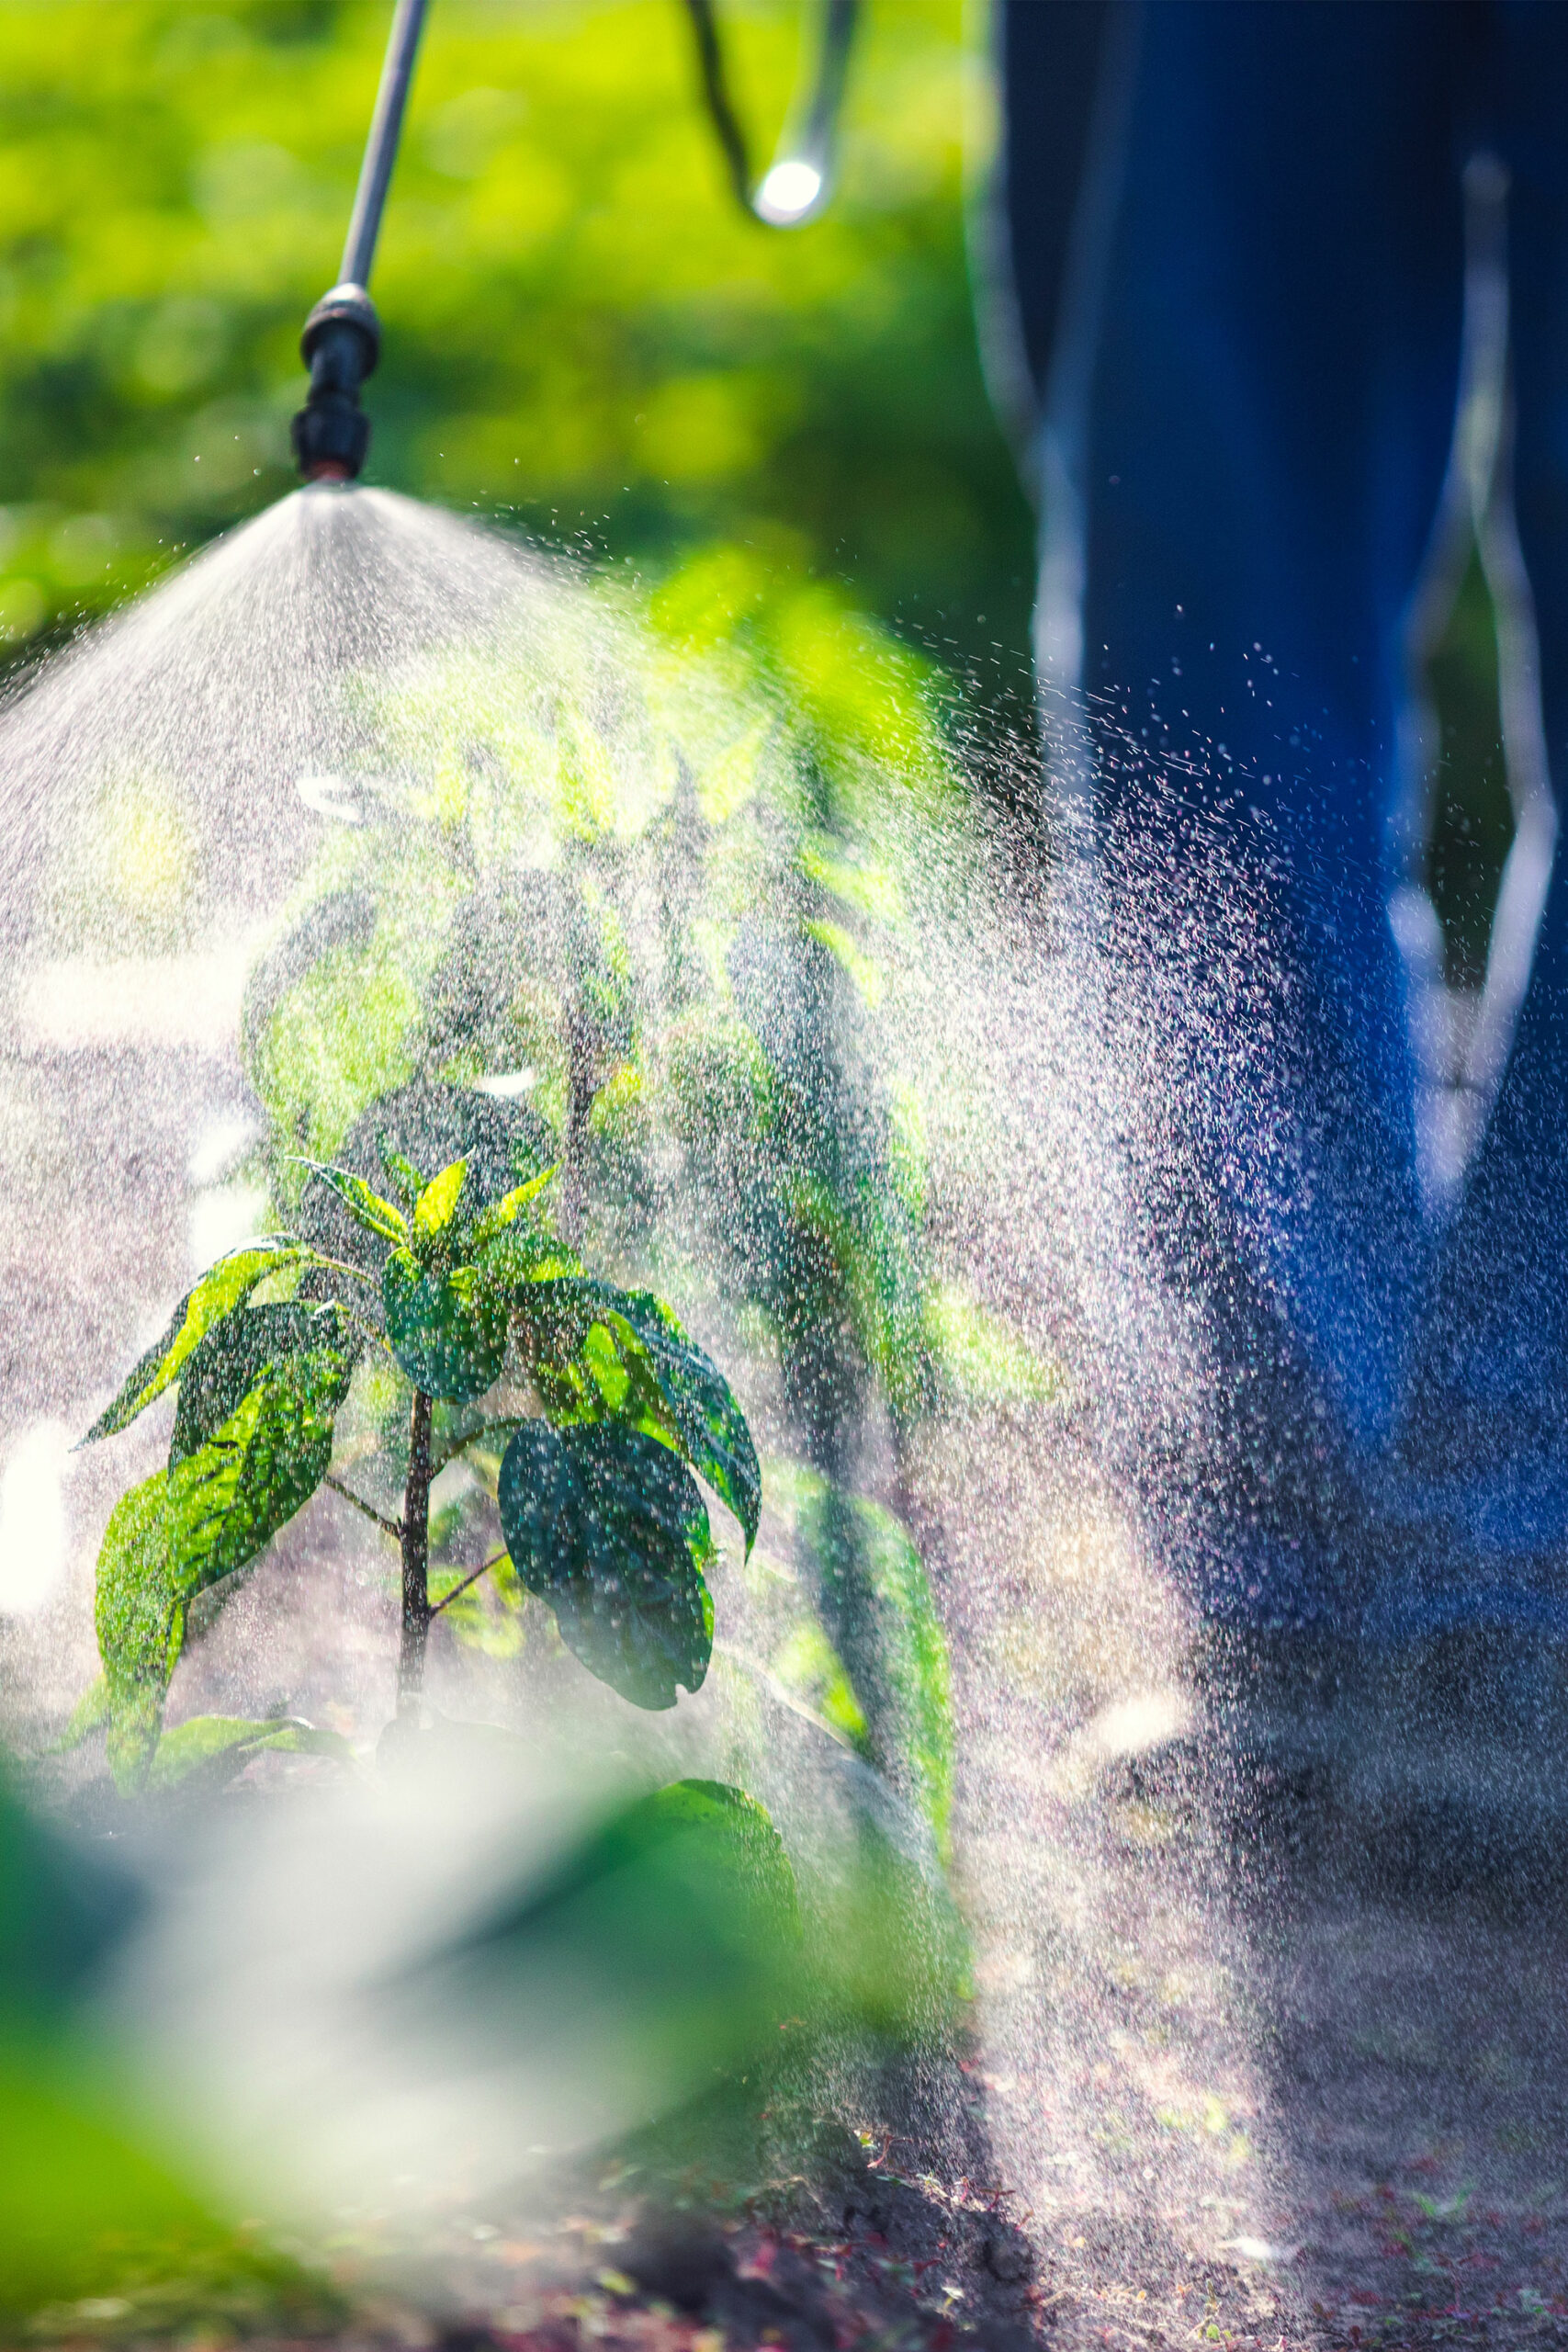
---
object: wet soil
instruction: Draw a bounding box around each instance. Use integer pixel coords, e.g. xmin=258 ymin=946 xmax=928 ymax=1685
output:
xmin=955 ymin=1638 xmax=1568 ymax=2352
xmin=179 ymin=1648 xmax=1568 ymax=2352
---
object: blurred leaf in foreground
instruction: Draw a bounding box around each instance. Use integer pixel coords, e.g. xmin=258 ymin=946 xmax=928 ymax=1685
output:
xmin=0 ymin=1766 xmax=341 ymax=2336
xmin=374 ymin=1770 xmax=964 ymax=2151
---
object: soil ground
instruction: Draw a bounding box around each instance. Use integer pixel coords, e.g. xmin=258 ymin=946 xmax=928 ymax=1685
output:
xmin=949 ymin=1629 xmax=1568 ymax=2352
xmin=176 ymin=1639 xmax=1568 ymax=2352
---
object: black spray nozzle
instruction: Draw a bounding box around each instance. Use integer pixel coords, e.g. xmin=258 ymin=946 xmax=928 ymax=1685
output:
xmin=288 ymin=0 xmax=428 ymax=482
xmin=291 ymin=282 xmax=381 ymax=482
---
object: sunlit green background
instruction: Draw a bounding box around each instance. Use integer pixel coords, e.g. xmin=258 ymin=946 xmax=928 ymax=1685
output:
xmin=0 ymin=0 xmax=1033 ymax=716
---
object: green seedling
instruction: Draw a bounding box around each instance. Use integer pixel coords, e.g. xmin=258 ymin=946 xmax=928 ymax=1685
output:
xmin=77 ymin=1089 xmax=761 ymax=1791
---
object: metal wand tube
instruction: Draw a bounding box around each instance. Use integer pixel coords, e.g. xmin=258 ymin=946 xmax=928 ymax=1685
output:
xmin=340 ymin=0 xmax=432 ymax=291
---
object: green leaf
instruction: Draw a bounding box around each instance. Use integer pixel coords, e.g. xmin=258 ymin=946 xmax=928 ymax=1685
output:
xmin=301 ymin=1161 xmax=409 ymax=1248
xmin=517 ymin=1283 xmax=638 ymax=1419
xmin=521 ymin=1280 xmax=761 ymax=1550
xmin=93 ymin=1473 xmax=180 ymax=1791
xmin=170 ymin=1303 xmax=356 ymax=1466
xmin=378 ymin=1140 xmax=426 ymax=1213
xmin=522 ymin=1779 xmax=799 ymax=1973
xmin=473 ymin=1222 xmax=582 ymax=1294
xmin=167 ymin=1323 xmax=357 ymax=1593
xmin=799 ymin=1480 xmax=953 ymax=1853
xmin=769 ymin=1621 xmax=867 ymax=1751
xmin=146 ymin=1714 xmax=355 ymax=1791
xmin=412 ymin=1156 xmax=467 ymax=1252
xmin=384 ymin=1250 xmax=507 ymax=1401
xmin=464 ymin=1163 xmax=558 ymax=1254
xmin=626 ymin=1779 xmax=799 ymax=1943
xmin=93 ymin=1306 xmax=356 ymax=1792
xmin=48 ymin=1677 xmax=111 ymax=1755
xmin=80 ymin=1239 xmax=305 ymax=1443
xmin=294 ymin=1084 xmax=552 ymax=1278
xmin=497 ymin=1419 xmax=714 ymax=1709
xmin=381 ymin=1779 xmax=804 ymax=2131
xmin=601 ymin=1290 xmax=761 ymax=1552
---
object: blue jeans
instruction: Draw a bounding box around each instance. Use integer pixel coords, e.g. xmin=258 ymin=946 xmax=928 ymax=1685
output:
xmin=995 ymin=2 xmax=1568 ymax=1636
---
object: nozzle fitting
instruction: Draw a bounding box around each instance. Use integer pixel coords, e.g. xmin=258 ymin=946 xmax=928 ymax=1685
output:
xmin=291 ymin=283 xmax=381 ymax=482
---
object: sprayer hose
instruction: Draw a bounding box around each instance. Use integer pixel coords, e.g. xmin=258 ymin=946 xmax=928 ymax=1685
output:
xmin=681 ymin=0 xmax=860 ymax=226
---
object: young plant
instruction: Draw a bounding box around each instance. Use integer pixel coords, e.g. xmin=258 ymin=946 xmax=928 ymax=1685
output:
xmin=78 ymin=1091 xmax=761 ymax=1792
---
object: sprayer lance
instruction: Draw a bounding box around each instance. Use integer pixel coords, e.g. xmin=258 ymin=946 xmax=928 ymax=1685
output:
xmin=292 ymin=284 xmax=380 ymax=481
xmin=292 ymin=0 xmax=429 ymax=481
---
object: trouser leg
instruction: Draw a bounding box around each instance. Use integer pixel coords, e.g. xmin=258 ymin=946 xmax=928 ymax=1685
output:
xmin=998 ymin=2 xmax=1467 ymax=1618
xmin=1398 ymin=4 xmax=1568 ymax=1622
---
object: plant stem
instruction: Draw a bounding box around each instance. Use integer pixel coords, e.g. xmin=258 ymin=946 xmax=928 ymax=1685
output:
xmin=429 ymin=1547 xmax=507 ymax=1616
xmin=561 ymin=1003 xmax=596 ymax=1247
xmin=397 ymin=1388 xmax=434 ymax=1718
xmin=325 ymin=1472 xmax=401 ymax=1541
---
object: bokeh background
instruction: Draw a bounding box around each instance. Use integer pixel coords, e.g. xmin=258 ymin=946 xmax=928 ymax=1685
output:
xmin=0 ymin=0 xmax=1035 ymax=727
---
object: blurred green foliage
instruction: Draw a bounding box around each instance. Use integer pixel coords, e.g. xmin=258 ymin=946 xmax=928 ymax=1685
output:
xmin=0 ymin=2068 xmax=341 ymax=2345
xmin=0 ymin=1769 xmax=344 ymax=2337
xmin=0 ymin=0 xmax=1032 ymax=704
xmin=0 ymin=1754 xmax=961 ymax=2334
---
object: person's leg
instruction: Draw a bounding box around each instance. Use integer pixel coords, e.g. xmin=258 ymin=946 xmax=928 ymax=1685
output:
xmin=994 ymin=1 xmax=1111 ymax=426
xmin=1395 ymin=3 xmax=1568 ymax=1629
xmin=996 ymin=3 xmax=1469 ymax=1618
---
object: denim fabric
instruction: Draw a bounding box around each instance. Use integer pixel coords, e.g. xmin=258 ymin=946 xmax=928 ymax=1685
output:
xmin=997 ymin=2 xmax=1568 ymax=1633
